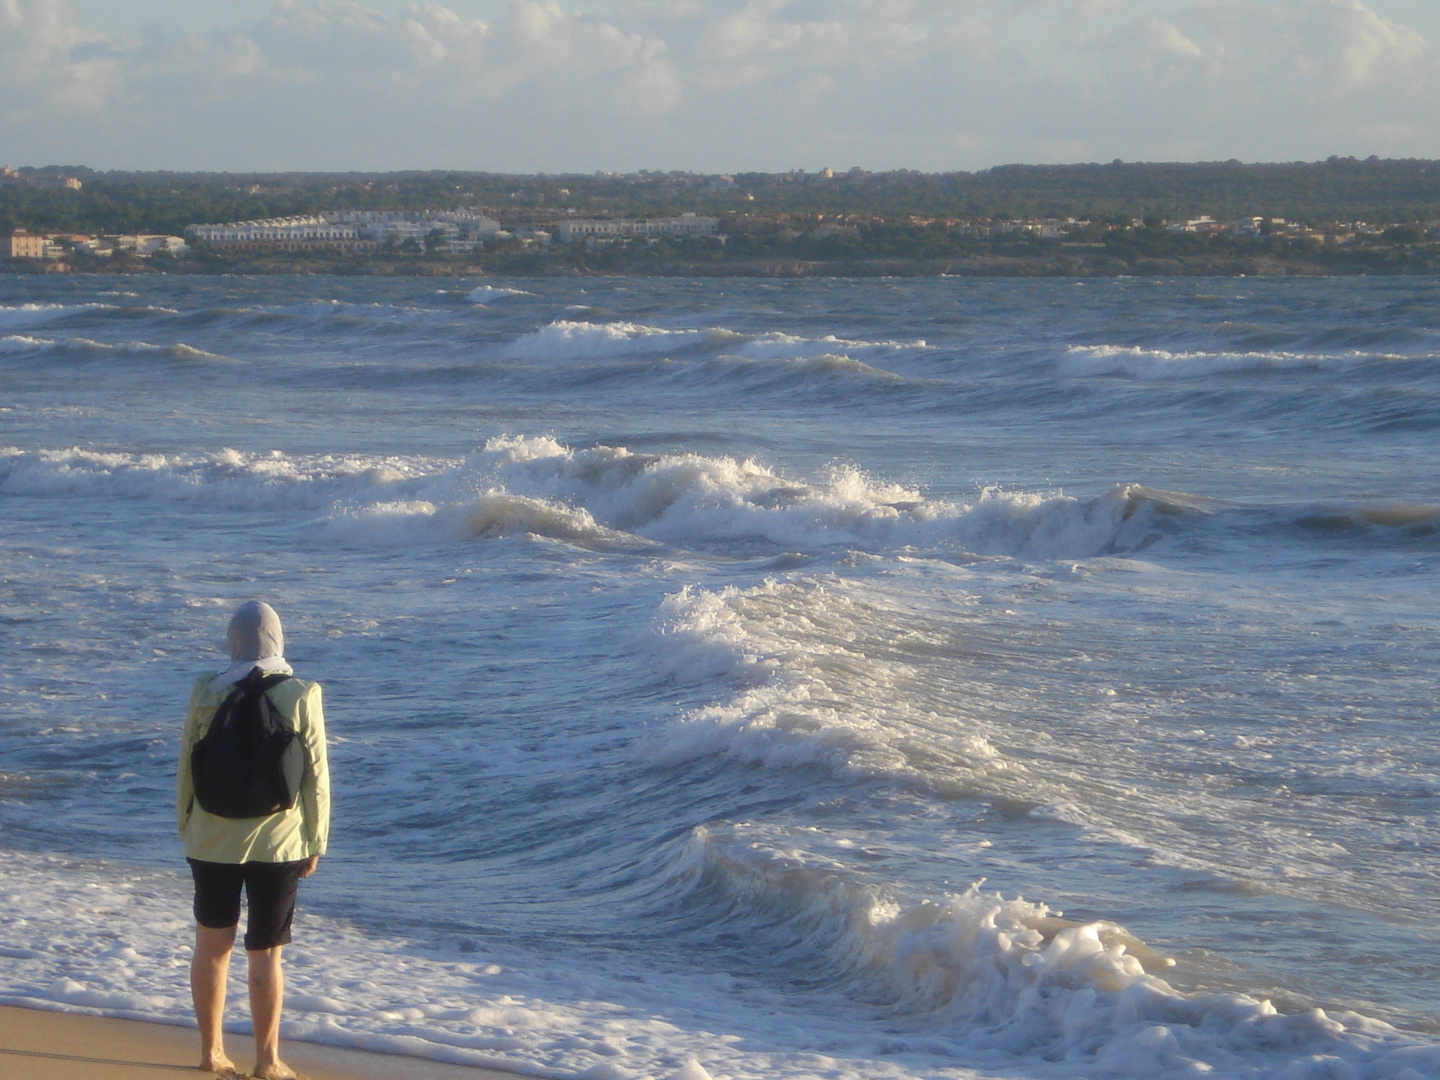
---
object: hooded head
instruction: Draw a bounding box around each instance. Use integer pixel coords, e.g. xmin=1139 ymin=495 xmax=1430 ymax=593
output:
xmin=227 ymin=601 xmax=284 ymax=663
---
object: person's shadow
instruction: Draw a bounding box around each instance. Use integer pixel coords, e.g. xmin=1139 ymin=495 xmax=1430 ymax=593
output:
xmin=0 ymin=1044 xmax=202 ymax=1074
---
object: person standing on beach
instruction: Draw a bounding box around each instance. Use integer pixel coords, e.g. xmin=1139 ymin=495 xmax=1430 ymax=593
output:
xmin=177 ymin=601 xmax=330 ymax=1080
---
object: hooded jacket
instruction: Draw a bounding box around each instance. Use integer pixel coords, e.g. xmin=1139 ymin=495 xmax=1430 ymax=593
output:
xmin=176 ymin=602 xmax=330 ymax=863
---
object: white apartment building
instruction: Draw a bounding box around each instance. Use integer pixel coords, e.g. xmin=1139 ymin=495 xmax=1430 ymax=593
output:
xmin=326 ymin=209 xmax=499 ymax=230
xmin=187 ymin=216 xmax=367 ymax=249
xmin=555 ymin=214 xmax=720 ymax=244
xmin=187 ymin=210 xmax=501 ymax=252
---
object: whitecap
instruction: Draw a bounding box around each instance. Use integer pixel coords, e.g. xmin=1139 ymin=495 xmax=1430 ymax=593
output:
xmin=1063 ymin=343 xmax=1363 ymax=378
xmin=0 ymin=302 xmax=103 ymax=328
xmin=466 ymin=284 xmax=531 ymax=303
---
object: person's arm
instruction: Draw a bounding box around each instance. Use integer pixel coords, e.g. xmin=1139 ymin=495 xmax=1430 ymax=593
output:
xmin=298 ymin=682 xmax=330 ymax=859
xmin=176 ymin=678 xmax=207 ymax=838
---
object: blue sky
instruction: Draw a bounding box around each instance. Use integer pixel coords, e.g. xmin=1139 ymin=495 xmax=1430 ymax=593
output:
xmin=6 ymin=0 xmax=1439 ymax=172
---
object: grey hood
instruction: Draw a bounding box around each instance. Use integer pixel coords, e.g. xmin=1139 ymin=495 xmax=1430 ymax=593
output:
xmin=215 ymin=601 xmax=291 ymax=690
xmin=228 ymin=600 xmax=284 ymax=662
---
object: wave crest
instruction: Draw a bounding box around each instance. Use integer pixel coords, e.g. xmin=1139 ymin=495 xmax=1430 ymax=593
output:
xmin=505 ymin=320 xmax=723 ymax=360
xmin=466 ymin=285 xmax=531 ymax=303
xmin=0 ymin=303 xmax=103 ymax=328
xmin=1063 ymin=343 xmax=1370 ymax=378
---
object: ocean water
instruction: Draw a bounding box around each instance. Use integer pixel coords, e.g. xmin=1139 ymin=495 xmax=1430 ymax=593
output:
xmin=1 ymin=273 xmax=1438 ymax=1080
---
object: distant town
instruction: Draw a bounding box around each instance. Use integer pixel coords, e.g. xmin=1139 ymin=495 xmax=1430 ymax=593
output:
xmin=5 ymin=160 xmax=1440 ymax=276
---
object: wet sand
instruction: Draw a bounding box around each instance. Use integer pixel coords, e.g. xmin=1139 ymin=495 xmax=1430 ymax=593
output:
xmin=0 ymin=1006 xmax=529 ymax=1080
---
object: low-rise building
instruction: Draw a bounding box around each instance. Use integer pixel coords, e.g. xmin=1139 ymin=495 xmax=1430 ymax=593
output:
xmin=115 ymin=234 xmax=190 ymax=255
xmin=9 ymin=230 xmax=64 ymax=259
xmin=74 ymin=237 xmax=115 ymax=258
xmin=1167 ymin=215 xmax=1222 ymax=234
xmin=9 ymin=228 xmax=188 ymax=259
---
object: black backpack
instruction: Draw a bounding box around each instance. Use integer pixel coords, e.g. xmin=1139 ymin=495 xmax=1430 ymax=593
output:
xmin=191 ymin=669 xmax=304 ymax=819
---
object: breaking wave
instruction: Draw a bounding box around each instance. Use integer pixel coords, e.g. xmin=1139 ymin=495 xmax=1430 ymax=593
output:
xmin=0 ymin=302 xmax=105 ymax=328
xmin=504 ymin=319 xmax=736 ymax=360
xmin=0 ymin=334 xmax=53 ymax=353
xmin=1063 ymin=343 xmax=1388 ymax=378
xmin=5 ymin=436 xmax=1430 ymax=560
xmin=0 ymin=335 xmax=232 ymax=364
xmin=504 ymin=319 xmax=927 ymax=368
xmin=654 ymin=826 xmax=1434 ymax=1079
xmin=465 ymin=435 xmax=1155 ymax=559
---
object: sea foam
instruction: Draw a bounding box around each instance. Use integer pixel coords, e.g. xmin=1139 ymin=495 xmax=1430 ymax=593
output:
xmin=646 ymin=577 xmax=1015 ymax=790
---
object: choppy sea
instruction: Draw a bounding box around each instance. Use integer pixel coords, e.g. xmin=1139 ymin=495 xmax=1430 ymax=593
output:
xmin=1 ymin=273 xmax=1438 ymax=1080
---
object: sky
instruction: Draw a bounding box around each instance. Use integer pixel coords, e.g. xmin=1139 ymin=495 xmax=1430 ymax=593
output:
xmin=3 ymin=0 xmax=1438 ymax=173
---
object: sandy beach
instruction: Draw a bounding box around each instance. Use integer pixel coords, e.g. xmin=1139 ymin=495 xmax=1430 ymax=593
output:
xmin=0 ymin=1006 xmax=529 ymax=1080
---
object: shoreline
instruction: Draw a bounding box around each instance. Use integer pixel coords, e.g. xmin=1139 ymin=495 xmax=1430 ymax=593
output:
xmin=0 ymin=1005 xmax=532 ymax=1080
xmin=6 ymin=251 xmax=1440 ymax=278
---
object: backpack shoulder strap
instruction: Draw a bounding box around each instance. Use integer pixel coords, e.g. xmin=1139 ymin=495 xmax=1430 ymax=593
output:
xmin=215 ymin=671 xmax=291 ymax=717
xmin=231 ymin=669 xmax=291 ymax=693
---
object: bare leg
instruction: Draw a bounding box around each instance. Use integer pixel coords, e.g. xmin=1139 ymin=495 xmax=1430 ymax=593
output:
xmin=248 ymin=946 xmax=294 ymax=1080
xmin=191 ymin=924 xmax=238 ymax=1074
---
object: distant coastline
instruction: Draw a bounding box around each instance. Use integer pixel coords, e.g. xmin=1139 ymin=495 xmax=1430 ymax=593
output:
xmin=5 ymin=159 xmax=1440 ymax=277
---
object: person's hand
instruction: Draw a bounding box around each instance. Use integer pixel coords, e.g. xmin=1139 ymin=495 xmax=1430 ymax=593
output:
xmin=299 ymin=855 xmax=320 ymax=878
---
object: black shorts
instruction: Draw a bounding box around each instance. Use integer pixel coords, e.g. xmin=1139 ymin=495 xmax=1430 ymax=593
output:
xmin=188 ymin=858 xmax=309 ymax=951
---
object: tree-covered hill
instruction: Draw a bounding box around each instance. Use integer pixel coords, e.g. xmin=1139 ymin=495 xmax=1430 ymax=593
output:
xmin=5 ymin=158 xmax=1440 ymax=236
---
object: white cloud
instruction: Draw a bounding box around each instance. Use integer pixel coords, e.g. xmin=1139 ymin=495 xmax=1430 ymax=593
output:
xmin=0 ymin=0 xmax=1437 ymax=170
xmin=1060 ymin=0 xmax=1438 ymax=160
xmin=0 ymin=0 xmax=120 ymax=114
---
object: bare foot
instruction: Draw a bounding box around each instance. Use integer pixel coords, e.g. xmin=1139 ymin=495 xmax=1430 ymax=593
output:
xmin=199 ymin=1051 xmax=239 ymax=1075
xmin=252 ymin=1060 xmax=299 ymax=1080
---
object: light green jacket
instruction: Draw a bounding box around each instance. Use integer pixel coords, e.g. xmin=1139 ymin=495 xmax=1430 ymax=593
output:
xmin=177 ymin=672 xmax=330 ymax=864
